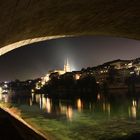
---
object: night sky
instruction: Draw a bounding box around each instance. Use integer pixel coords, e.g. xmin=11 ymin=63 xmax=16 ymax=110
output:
xmin=0 ymin=36 xmax=140 ymax=81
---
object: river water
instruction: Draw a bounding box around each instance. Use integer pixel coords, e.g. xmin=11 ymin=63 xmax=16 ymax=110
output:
xmin=1 ymin=91 xmax=140 ymax=140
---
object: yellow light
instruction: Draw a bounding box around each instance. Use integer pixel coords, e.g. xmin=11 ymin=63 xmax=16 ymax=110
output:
xmin=41 ymin=81 xmax=45 ymax=85
xmin=0 ymin=87 xmax=2 ymax=93
xmin=36 ymin=86 xmax=40 ymax=90
xmin=35 ymin=94 xmax=40 ymax=103
xmin=46 ymin=98 xmax=51 ymax=113
xmin=31 ymin=93 xmax=34 ymax=101
xmin=132 ymin=100 xmax=137 ymax=106
xmin=3 ymin=94 xmax=8 ymax=103
xmin=60 ymin=106 xmax=67 ymax=114
xmin=97 ymin=94 xmax=101 ymax=100
xmin=131 ymin=106 xmax=136 ymax=119
xmin=130 ymin=100 xmax=137 ymax=119
xmin=31 ymin=89 xmax=34 ymax=92
xmin=29 ymin=98 xmax=32 ymax=106
xmin=0 ymin=87 xmax=2 ymax=100
xmin=77 ymin=98 xmax=83 ymax=111
xmin=66 ymin=106 xmax=73 ymax=121
xmin=44 ymin=74 xmax=50 ymax=82
xmin=75 ymin=74 xmax=80 ymax=80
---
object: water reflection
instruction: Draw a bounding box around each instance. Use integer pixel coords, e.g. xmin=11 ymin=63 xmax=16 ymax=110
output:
xmin=97 ymin=93 xmax=101 ymax=100
xmin=1 ymin=91 xmax=140 ymax=140
xmin=107 ymin=103 xmax=111 ymax=116
xmin=59 ymin=102 xmax=67 ymax=114
xmin=129 ymin=99 xmax=137 ymax=119
xmin=29 ymin=98 xmax=32 ymax=106
xmin=35 ymin=94 xmax=52 ymax=113
xmin=77 ymin=98 xmax=83 ymax=112
xmin=0 ymin=91 xmax=9 ymax=103
xmin=2 ymin=94 xmax=9 ymax=103
xmin=66 ymin=106 xmax=73 ymax=121
xmin=1 ymin=91 xmax=140 ymax=121
xmin=46 ymin=98 xmax=51 ymax=113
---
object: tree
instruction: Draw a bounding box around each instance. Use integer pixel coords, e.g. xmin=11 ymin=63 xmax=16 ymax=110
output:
xmin=107 ymin=66 xmax=118 ymax=83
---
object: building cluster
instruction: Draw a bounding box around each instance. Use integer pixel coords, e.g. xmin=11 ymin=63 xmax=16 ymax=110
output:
xmin=82 ymin=58 xmax=140 ymax=84
xmin=35 ymin=58 xmax=140 ymax=89
xmin=1 ymin=57 xmax=140 ymax=96
xmin=36 ymin=58 xmax=71 ymax=89
xmin=81 ymin=58 xmax=140 ymax=84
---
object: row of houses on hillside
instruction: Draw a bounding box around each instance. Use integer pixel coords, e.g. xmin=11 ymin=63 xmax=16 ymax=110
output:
xmin=37 ymin=58 xmax=140 ymax=88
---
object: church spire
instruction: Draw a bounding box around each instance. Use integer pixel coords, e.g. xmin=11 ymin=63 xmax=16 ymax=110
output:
xmin=66 ymin=57 xmax=69 ymax=65
xmin=64 ymin=58 xmax=71 ymax=72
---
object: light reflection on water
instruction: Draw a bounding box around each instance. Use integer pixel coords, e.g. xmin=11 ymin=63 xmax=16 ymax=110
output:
xmin=1 ymin=91 xmax=140 ymax=121
xmin=77 ymin=98 xmax=83 ymax=112
xmin=129 ymin=99 xmax=137 ymax=119
xmin=1 ymin=91 xmax=140 ymax=139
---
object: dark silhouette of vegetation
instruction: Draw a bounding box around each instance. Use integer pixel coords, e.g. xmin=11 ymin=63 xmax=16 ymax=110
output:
xmin=107 ymin=66 xmax=118 ymax=83
xmin=40 ymin=72 xmax=98 ymax=98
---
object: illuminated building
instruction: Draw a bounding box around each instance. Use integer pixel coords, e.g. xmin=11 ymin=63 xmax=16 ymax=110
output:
xmin=43 ymin=58 xmax=71 ymax=81
xmin=36 ymin=58 xmax=71 ymax=89
xmin=72 ymin=71 xmax=82 ymax=80
xmin=49 ymin=58 xmax=71 ymax=75
xmin=45 ymin=58 xmax=71 ymax=78
xmin=75 ymin=74 xmax=81 ymax=80
xmin=64 ymin=58 xmax=71 ymax=72
xmin=103 ymin=59 xmax=131 ymax=69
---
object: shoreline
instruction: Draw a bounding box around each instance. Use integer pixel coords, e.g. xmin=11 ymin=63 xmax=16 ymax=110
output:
xmin=0 ymin=104 xmax=48 ymax=140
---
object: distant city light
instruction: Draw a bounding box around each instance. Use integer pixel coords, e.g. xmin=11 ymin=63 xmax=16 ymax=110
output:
xmin=4 ymin=84 xmax=8 ymax=88
xmin=0 ymin=87 xmax=2 ymax=93
xmin=31 ymin=89 xmax=34 ymax=92
xmin=130 ymin=71 xmax=135 ymax=74
xmin=75 ymin=74 xmax=81 ymax=80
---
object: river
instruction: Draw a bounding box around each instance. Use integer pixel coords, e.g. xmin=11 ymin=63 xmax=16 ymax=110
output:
xmin=0 ymin=91 xmax=140 ymax=140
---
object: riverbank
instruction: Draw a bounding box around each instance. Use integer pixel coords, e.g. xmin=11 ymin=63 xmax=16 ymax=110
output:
xmin=0 ymin=103 xmax=47 ymax=140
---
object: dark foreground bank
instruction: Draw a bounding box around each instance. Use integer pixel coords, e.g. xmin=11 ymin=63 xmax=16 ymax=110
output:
xmin=0 ymin=108 xmax=46 ymax=140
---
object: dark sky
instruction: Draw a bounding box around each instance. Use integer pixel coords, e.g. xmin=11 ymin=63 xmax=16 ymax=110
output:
xmin=0 ymin=36 xmax=140 ymax=81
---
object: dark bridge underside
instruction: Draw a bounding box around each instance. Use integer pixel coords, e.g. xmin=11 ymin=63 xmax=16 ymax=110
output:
xmin=0 ymin=0 xmax=140 ymax=48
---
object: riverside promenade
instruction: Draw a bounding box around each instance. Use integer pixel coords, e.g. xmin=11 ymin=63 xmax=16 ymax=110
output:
xmin=0 ymin=108 xmax=46 ymax=140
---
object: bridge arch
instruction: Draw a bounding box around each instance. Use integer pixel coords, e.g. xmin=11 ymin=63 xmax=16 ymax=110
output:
xmin=0 ymin=0 xmax=140 ymax=55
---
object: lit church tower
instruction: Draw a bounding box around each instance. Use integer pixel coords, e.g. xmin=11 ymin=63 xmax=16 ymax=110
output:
xmin=64 ymin=58 xmax=71 ymax=72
